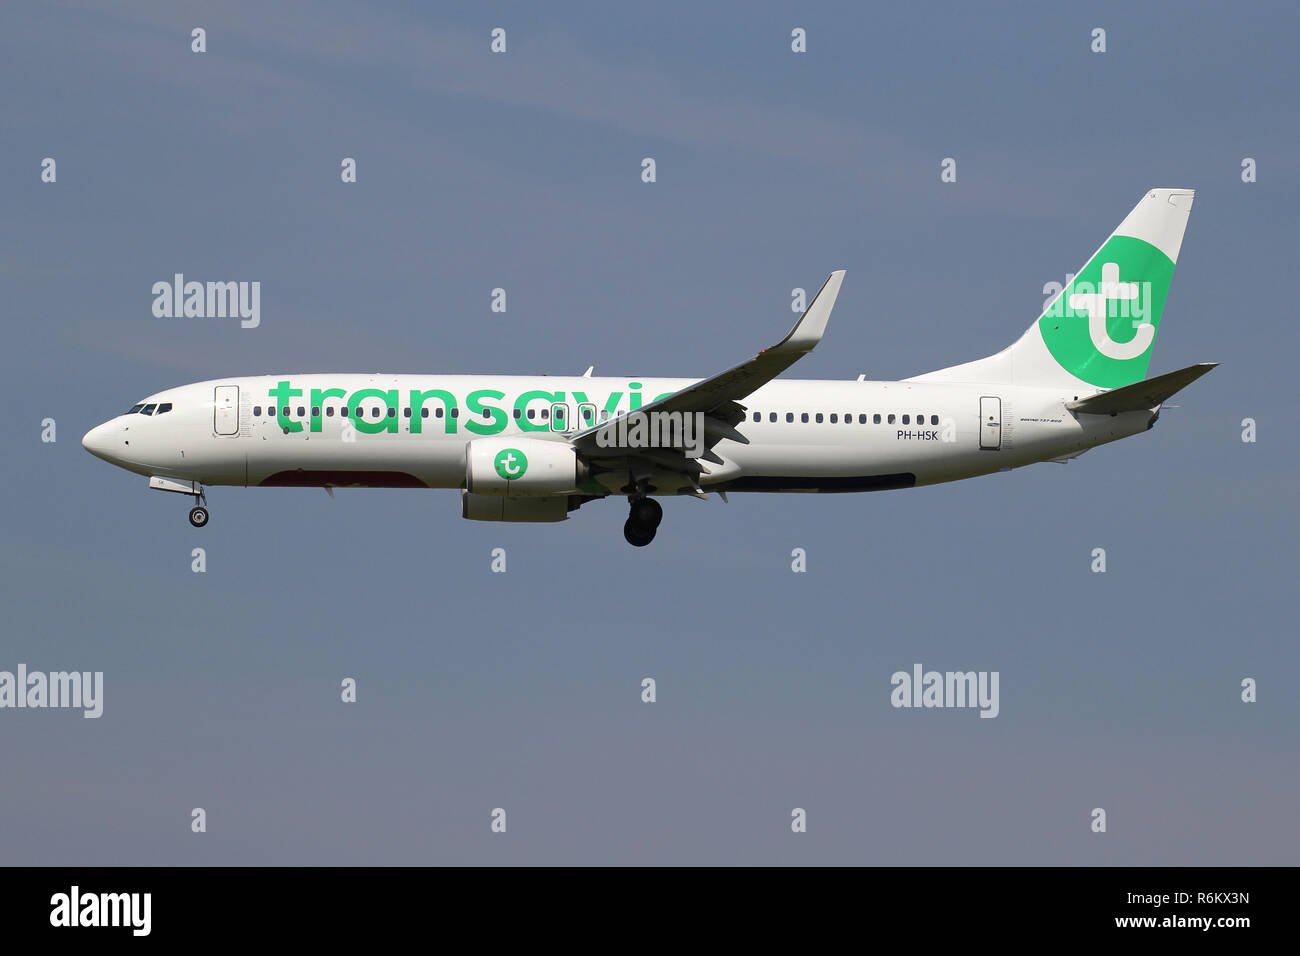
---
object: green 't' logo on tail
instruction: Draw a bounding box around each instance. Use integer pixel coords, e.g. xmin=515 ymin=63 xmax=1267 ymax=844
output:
xmin=1039 ymin=235 xmax=1175 ymax=388
xmin=494 ymin=448 xmax=527 ymax=480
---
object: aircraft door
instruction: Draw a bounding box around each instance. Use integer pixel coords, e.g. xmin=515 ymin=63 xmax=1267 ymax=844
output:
xmin=214 ymin=385 xmax=239 ymax=436
xmin=979 ymin=396 xmax=1001 ymax=450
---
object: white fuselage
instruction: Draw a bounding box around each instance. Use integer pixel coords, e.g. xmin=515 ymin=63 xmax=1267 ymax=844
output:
xmin=81 ymin=374 xmax=1154 ymax=496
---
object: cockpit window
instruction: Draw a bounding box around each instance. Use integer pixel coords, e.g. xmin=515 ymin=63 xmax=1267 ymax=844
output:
xmin=156 ymin=403 xmax=173 ymax=414
xmin=127 ymin=404 xmax=145 ymax=414
xmin=141 ymin=404 xmax=158 ymax=416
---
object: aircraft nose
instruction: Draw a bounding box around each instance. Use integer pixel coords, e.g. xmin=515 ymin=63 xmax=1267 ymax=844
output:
xmin=82 ymin=421 xmax=117 ymax=461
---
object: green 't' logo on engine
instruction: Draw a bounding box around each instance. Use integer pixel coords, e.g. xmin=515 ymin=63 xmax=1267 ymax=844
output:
xmin=494 ymin=448 xmax=527 ymax=480
xmin=1038 ymin=235 xmax=1175 ymax=389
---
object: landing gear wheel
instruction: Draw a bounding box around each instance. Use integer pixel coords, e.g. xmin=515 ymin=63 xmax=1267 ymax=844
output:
xmin=623 ymin=518 xmax=656 ymax=547
xmin=189 ymin=506 xmax=209 ymax=528
xmin=630 ymin=496 xmax=663 ymax=529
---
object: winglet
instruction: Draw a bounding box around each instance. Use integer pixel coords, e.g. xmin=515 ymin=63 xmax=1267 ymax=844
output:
xmin=774 ymin=270 xmax=845 ymax=354
xmin=568 ymin=268 xmax=847 ymax=456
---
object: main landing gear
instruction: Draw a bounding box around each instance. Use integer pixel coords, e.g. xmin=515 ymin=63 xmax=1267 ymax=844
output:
xmin=623 ymin=495 xmax=663 ymax=547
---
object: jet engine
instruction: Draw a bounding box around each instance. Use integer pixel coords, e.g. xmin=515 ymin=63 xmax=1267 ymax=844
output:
xmin=465 ymin=437 xmax=587 ymax=496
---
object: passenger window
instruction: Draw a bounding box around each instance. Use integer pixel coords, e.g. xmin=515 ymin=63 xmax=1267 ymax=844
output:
xmin=387 ymin=408 xmax=396 ymax=418
xmin=814 ymin=413 xmax=822 ymax=423
xmin=888 ymin=414 xmax=896 ymax=424
xmin=786 ymin=413 xmax=794 ymax=422
xmin=873 ymin=414 xmax=881 ymax=424
xmin=435 ymin=408 xmax=443 ymax=418
xmin=753 ymin=412 xmax=761 ymax=422
xmin=902 ymin=415 xmax=909 ymax=424
xmin=403 ymin=408 xmax=411 ymax=418
xmin=370 ymin=407 xmax=380 ymax=419
xmin=600 ymin=410 xmax=610 ymax=422
xmin=253 ymin=406 xmax=262 ymax=416
xmin=527 ymin=409 xmax=536 ymax=420
xmin=859 ymin=414 xmax=867 ymax=424
xmin=311 ymin=406 xmax=320 ymax=417
xmin=326 ymin=407 xmax=334 ymax=417
xmin=296 ymin=406 xmax=304 ymax=417
xmin=422 ymin=408 xmax=429 ymax=418
xmin=801 ymin=413 xmax=809 ymax=423
xmin=769 ymin=412 xmax=777 ymax=422
xmin=541 ymin=408 xmax=549 ymax=420
xmin=931 ymin=415 xmax=939 ymax=426
xmin=141 ymin=404 xmax=157 ymax=415
xmin=281 ymin=406 xmax=290 ymax=416
xmin=513 ymin=409 xmax=522 ymax=420
xmin=450 ymin=408 xmax=459 ymax=419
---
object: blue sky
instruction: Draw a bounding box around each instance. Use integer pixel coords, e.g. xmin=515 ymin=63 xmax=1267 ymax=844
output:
xmin=1 ymin=0 xmax=1296 ymax=864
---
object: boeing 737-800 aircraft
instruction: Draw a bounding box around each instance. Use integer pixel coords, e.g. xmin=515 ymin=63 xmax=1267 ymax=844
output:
xmin=84 ymin=188 xmax=1213 ymax=546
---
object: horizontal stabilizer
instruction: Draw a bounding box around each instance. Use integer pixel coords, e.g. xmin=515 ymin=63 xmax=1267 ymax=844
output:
xmin=1066 ymin=362 xmax=1218 ymax=415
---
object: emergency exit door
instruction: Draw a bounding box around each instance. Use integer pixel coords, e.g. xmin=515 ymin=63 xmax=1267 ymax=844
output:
xmin=979 ymin=396 xmax=1001 ymax=450
xmin=214 ymin=385 xmax=239 ymax=436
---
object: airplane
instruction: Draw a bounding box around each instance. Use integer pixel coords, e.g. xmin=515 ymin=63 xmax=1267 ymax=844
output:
xmin=83 ymin=188 xmax=1214 ymax=547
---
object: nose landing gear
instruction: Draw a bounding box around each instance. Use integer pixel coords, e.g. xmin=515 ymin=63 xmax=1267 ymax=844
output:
xmin=147 ymin=475 xmax=211 ymax=527
xmin=623 ymin=495 xmax=663 ymax=547
xmin=185 ymin=485 xmax=209 ymax=528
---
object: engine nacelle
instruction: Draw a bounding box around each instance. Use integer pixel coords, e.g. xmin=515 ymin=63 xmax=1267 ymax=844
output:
xmin=462 ymin=491 xmax=571 ymax=522
xmin=465 ymin=437 xmax=585 ymax=496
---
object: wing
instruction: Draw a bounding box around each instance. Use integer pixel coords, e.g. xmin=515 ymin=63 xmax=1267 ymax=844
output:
xmin=570 ymin=270 xmax=846 ymax=491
